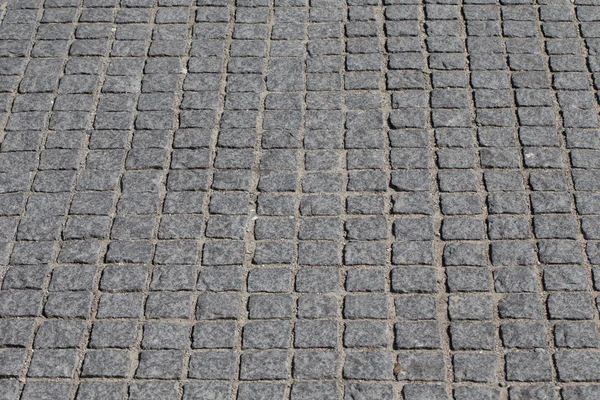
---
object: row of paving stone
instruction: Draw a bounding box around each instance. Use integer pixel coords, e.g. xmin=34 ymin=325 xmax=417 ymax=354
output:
xmin=2 ymin=0 xmax=600 ymax=398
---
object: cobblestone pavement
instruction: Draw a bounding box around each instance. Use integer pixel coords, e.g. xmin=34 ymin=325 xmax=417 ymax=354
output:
xmin=3 ymin=0 xmax=600 ymax=399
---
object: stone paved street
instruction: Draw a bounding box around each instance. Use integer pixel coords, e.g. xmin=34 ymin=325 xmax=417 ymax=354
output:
xmin=1 ymin=0 xmax=600 ymax=398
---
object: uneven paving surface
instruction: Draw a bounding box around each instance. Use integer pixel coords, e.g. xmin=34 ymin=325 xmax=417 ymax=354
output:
xmin=2 ymin=0 xmax=600 ymax=399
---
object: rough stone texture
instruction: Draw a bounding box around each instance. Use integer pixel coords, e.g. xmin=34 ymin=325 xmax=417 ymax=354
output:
xmin=0 ymin=0 xmax=599 ymax=396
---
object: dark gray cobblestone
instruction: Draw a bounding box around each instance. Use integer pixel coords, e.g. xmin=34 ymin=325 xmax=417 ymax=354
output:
xmin=0 ymin=0 xmax=600 ymax=397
